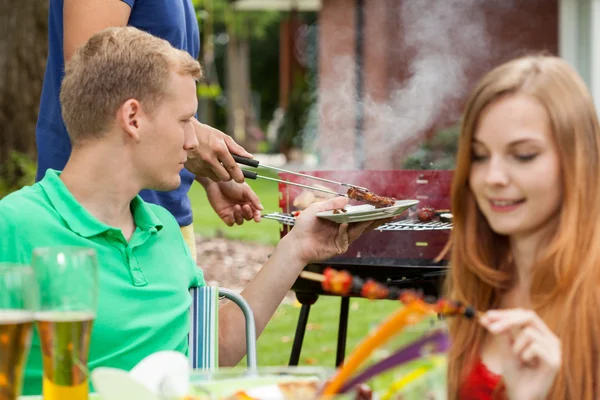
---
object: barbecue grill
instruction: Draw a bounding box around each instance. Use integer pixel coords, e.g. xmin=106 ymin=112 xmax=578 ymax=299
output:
xmin=262 ymin=170 xmax=454 ymax=367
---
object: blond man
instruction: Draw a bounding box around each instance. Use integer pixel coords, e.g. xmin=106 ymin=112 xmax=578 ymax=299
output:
xmin=0 ymin=27 xmax=380 ymax=395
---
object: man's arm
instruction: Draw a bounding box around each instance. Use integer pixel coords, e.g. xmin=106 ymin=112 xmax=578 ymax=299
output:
xmin=216 ymin=197 xmax=386 ymax=366
xmin=63 ymin=0 xmax=132 ymax=62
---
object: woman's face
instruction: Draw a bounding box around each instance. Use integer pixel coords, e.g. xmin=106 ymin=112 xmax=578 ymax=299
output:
xmin=469 ymin=93 xmax=562 ymax=241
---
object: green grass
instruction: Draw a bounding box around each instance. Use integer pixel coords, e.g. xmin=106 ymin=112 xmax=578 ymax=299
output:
xmin=189 ymin=169 xmax=282 ymax=245
xmin=254 ymin=296 xmax=401 ymax=367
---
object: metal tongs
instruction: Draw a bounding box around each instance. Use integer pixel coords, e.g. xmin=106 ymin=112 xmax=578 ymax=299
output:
xmin=232 ymin=154 xmax=369 ymax=198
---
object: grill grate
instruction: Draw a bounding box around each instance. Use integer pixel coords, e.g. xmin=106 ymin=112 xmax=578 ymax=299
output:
xmin=262 ymin=213 xmax=452 ymax=231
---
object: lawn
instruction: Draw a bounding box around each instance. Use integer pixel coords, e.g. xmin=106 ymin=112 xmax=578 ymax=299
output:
xmin=253 ymin=296 xmax=401 ymax=367
xmin=189 ymin=171 xmax=407 ymax=369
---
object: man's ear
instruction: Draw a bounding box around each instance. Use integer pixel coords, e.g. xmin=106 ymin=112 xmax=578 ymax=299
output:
xmin=117 ymin=99 xmax=143 ymax=143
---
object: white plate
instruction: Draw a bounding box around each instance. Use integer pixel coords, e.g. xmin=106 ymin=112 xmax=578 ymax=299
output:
xmin=316 ymin=200 xmax=419 ymax=223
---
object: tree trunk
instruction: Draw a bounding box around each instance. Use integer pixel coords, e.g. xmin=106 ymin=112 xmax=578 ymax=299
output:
xmin=0 ymin=0 xmax=48 ymax=182
xmin=225 ymin=21 xmax=253 ymax=149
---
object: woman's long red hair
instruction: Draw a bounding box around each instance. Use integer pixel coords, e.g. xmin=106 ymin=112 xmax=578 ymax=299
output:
xmin=446 ymin=55 xmax=600 ymax=399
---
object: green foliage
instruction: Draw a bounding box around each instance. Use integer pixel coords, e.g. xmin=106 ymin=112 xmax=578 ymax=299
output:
xmin=402 ymin=124 xmax=461 ymax=170
xmin=197 ymin=82 xmax=223 ymax=99
xmin=0 ymin=151 xmax=36 ymax=198
xmin=193 ymin=0 xmax=280 ymax=40
xmin=273 ymin=72 xmax=314 ymax=153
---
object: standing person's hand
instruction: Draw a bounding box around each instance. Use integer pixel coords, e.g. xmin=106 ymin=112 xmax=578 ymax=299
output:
xmin=479 ymin=309 xmax=561 ymax=400
xmin=185 ymin=117 xmax=251 ymax=183
xmin=204 ymin=180 xmax=263 ymax=226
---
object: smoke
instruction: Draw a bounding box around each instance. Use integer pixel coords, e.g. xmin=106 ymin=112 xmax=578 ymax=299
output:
xmin=306 ymin=0 xmax=504 ymax=170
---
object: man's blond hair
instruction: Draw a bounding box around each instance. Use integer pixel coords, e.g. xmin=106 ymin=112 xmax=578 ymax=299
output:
xmin=60 ymin=26 xmax=203 ymax=143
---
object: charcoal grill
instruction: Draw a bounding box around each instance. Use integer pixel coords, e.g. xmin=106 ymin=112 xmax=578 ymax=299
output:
xmin=264 ymin=170 xmax=454 ymax=367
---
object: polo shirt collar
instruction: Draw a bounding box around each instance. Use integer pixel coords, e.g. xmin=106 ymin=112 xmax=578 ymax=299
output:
xmin=130 ymin=195 xmax=163 ymax=233
xmin=39 ymin=169 xmax=163 ymax=238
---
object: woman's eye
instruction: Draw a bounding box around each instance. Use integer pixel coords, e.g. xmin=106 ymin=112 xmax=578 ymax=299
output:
xmin=471 ymin=153 xmax=487 ymax=162
xmin=515 ymin=153 xmax=538 ymax=162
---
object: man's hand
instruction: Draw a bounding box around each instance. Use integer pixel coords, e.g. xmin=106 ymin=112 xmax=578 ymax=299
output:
xmin=285 ymin=197 xmax=389 ymax=264
xmin=185 ymin=117 xmax=251 ymax=183
xmin=204 ymin=180 xmax=263 ymax=226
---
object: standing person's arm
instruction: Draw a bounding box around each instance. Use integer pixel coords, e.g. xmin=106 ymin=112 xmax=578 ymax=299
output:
xmin=63 ymin=0 xmax=132 ymax=61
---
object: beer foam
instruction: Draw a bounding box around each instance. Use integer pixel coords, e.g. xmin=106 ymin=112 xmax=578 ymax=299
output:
xmin=0 ymin=309 xmax=34 ymax=323
xmin=35 ymin=311 xmax=96 ymax=322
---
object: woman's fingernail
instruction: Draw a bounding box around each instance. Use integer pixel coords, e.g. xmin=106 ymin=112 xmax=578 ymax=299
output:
xmin=259 ymin=204 xmax=264 ymax=210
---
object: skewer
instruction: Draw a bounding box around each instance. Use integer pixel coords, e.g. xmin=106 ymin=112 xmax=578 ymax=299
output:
xmin=242 ymin=170 xmax=349 ymax=198
xmin=232 ymin=154 xmax=370 ymax=192
xmin=298 ymin=271 xmax=325 ymax=282
xmin=299 ymin=269 xmax=480 ymax=319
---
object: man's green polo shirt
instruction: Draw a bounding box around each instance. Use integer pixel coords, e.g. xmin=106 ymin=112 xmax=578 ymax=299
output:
xmin=0 ymin=169 xmax=205 ymax=395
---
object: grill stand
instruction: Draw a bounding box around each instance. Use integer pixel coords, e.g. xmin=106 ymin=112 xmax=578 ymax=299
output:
xmin=288 ymin=292 xmax=351 ymax=368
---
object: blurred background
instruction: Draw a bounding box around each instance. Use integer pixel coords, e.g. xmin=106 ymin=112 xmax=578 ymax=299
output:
xmin=7 ymin=0 xmax=594 ymax=196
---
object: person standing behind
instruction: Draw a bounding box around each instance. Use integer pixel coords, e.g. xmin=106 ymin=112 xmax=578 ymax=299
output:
xmin=36 ymin=0 xmax=260 ymax=259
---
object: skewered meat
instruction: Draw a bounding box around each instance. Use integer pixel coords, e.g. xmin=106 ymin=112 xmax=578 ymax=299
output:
xmin=318 ymin=268 xmax=476 ymax=319
xmin=416 ymin=206 xmax=436 ymax=222
xmin=346 ymin=187 xmax=396 ymax=208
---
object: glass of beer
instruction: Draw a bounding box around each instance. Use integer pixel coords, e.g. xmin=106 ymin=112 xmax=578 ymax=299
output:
xmin=31 ymin=247 xmax=98 ymax=400
xmin=0 ymin=264 xmax=35 ymax=400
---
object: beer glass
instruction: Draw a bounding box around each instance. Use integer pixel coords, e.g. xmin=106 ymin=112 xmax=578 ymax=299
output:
xmin=31 ymin=247 xmax=98 ymax=400
xmin=0 ymin=264 xmax=35 ymax=400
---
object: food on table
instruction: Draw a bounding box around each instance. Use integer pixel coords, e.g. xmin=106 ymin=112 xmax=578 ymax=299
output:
xmin=215 ymin=379 xmax=372 ymax=399
xmin=346 ymin=187 xmax=396 ymax=208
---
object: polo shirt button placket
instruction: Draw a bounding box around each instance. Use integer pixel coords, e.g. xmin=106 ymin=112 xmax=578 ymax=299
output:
xmin=127 ymin=246 xmax=148 ymax=286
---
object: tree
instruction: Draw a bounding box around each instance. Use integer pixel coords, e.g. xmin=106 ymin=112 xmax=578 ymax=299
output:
xmin=0 ymin=0 xmax=48 ymax=195
xmin=193 ymin=0 xmax=281 ymax=149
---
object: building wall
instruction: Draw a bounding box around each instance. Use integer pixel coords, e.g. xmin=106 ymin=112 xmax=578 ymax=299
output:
xmin=316 ymin=0 xmax=558 ymax=170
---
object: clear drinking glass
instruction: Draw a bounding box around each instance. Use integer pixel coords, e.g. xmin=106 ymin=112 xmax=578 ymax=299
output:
xmin=31 ymin=247 xmax=98 ymax=400
xmin=0 ymin=263 xmax=35 ymax=400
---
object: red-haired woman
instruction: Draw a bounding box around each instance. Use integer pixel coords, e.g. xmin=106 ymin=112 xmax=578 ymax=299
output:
xmin=446 ymin=55 xmax=600 ymax=399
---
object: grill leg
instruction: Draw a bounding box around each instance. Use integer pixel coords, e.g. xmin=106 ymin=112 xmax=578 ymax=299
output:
xmin=335 ymin=297 xmax=350 ymax=367
xmin=289 ymin=303 xmax=311 ymax=366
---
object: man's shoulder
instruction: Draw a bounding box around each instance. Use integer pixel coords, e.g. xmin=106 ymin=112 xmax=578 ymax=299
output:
xmin=145 ymin=202 xmax=180 ymax=228
xmin=0 ymin=184 xmax=48 ymax=224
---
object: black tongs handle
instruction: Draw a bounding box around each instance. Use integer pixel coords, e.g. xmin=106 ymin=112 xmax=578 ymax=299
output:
xmin=242 ymin=169 xmax=258 ymax=180
xmin=232 ymin=154 xmax=259 ymax=168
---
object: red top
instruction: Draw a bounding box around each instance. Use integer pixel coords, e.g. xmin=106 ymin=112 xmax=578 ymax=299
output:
xmin=459 ymin=358 xmax=503 ymax=400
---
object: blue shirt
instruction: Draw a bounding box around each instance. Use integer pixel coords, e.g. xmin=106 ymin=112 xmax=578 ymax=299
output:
xmin=36 ymin=0 xmax=200 ymax=226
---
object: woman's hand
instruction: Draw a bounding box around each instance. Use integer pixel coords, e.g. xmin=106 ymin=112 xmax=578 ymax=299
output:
xmin=479 ymin=309 xmax=561 ymax=400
